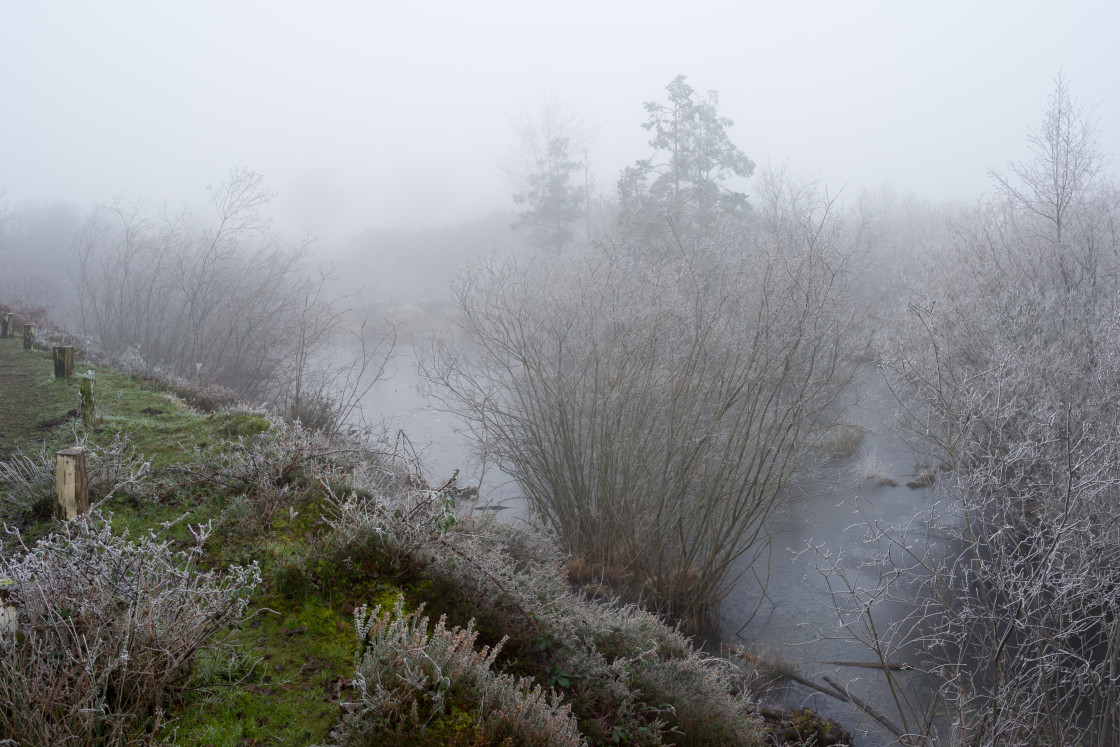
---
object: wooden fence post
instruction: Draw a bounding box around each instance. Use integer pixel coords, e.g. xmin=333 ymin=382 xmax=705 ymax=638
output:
xmin=80 ymin=372 xmax=95 ymax=427
xmin=53 ymin=346 xmax=74 ymax=378
xmin=22 ymin=324 xmax=35 ymax=350
xmin=0 ymin=579 xmax=16 ymax=636
xmin=0 ymin=313 xmax=11 ymax=338
xmin=55 ymin=447 xmax=90 ymax=520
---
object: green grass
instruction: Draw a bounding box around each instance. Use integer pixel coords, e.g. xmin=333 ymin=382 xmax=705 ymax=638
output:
xmin=168 ymin=594 xmax=356 ymax=746
xmin=0 ymin=339 xmax=82 ymax=460
xmin=0 ymin=337 xmax=267 ymax=467
xmin=83 ymin=366 xmax=269 ymax=468
xmin=0 ymin=340 xmax=362 ymax=745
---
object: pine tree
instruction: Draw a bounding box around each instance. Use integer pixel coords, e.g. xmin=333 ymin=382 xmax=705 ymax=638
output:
xmin=619 ymin=75 xmax=754 ymax=239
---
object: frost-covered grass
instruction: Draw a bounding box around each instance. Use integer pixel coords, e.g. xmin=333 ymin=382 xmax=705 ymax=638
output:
xmin=826 ymin=424 xmax=864 ymax=460
xmin=0 ymin=511 xmax=259 ymax=745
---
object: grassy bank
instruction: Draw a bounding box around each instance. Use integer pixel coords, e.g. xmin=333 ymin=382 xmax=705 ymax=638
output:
xmin=0 ymin=335 xmax=811 ymax=746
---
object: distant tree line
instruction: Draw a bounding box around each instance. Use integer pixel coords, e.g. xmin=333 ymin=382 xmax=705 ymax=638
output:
xmin=1 ymin=169 xmax=393 ymax=433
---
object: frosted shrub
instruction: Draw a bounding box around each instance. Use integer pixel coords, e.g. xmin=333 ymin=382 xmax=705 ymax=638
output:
xmin=415 ymin=511 xmax=762 ymax=745
xmin=813 ymin=77 xmax=1120 ymax=745
xmin=0 ymin=442 xmax=55 ymax=518
xmin=0 ymin=511 xmax=260 ymax=745
xmin=117 ymin=343 xmax=147 ymax=374
xmin=343 ymin=595 xmax=584 ymax=746
xmin=150 ymin=371 xmax=242 ymax=412
xmin=422 ymin=170 xmax=865 ymax=633
xmin=177 ymin=421 xmax=331 ymax=533
xmin=31 ymin=324 xmax=93 ymax=359
xmin=812 ymin=444 xmax=1120 ymax=745
xmin=322 ymin=481 xmax=458 ymax=574
xmin=0 ymin=433 xmax=155 ymax=519
xmin=214 ymin=420 xmax=335 ymax=484
xmin=79 ymin=429 xmax=155 ymax=500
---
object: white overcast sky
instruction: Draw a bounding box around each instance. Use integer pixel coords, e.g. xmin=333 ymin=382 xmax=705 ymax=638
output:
xmin=2 ymin=1 xmax=1118 ymax=241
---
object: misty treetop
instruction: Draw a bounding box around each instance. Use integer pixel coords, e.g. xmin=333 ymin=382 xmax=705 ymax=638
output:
xmin=619 ymin=75 xmax=755 ymax=239
xmin=513 ymin=135 xmax=586 ymax=253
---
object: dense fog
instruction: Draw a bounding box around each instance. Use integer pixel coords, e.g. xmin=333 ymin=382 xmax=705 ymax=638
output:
xmin=3 ymin=3 xmax=1120 ymax=745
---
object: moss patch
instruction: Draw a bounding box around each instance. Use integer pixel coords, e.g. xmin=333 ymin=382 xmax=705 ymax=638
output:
xmin=166 ymin=595 xmax=356 ymax=746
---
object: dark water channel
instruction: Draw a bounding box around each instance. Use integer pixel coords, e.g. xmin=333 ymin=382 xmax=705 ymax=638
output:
xmin=719 ymin=365 xmax=947 ymax=744
xmin=359 ymin=345 xmax=526 ymax=518
xmin=360 ymin=353 xmax=943 ymax=745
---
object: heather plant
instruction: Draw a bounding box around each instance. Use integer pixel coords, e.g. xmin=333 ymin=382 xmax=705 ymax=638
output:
xmin=0 ymin=442 xmax=56 ymax=519
xmin=0 ymin=510 xmax=260 ymax=745
xmin=342 ymin=595 xmax=585 ymax=746
xmin=183 ymin=418 xmax=420 ymax=561
xmin=320 ymin=481 xmax=455 ymax=580
xmin=319 ymin=465 xmax=762 ymax=744
xmin=77 ymin=429 xmax=156 ymax=501
xmin=176 ymin=419 xmax=333 ymax=492
xmin=190 ymin=422 xmax=345 ymax=544
xmin=418 ymin=511 xmax=763 ymax=745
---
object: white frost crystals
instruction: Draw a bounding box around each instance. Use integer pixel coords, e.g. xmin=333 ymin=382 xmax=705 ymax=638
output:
xmin=0 ymin=510 xmax=260 ymax=745
xmin=812 ymin=74 xmax=1120 ymax=746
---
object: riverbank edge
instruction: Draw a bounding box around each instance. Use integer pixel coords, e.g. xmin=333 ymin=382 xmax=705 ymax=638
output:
xmin=0 ymin=331 xmax=861 ymax=745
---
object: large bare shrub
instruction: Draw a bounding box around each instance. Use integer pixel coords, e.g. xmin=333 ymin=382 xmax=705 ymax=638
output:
xmin=421 ymin=169 xmax=864 ymax=633
xmin=74 ymin=171 xmax=298 ymax=398
xmin=893 ymin=75 xmax=1120 ymax=478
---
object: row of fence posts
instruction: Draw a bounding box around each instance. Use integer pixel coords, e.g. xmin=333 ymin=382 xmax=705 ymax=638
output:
xmin=0 ymin=315 xmax=36 ymax=351
xmin=2 ymin=314 xmax=93 ymax=633
xmin=2 ymin=319 xmax=74 ymax=377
